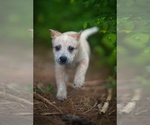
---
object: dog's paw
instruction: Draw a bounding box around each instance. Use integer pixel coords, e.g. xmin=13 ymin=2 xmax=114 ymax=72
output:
xmin=73 ymin=83 xmax=83 ymax=89
xmin=74 ymin=77 xmax=84 ymax=89
xmin=56 ymin=89 xmax=67 ymax=101
xmin=73 ymin=81 xmax=84 ymax=89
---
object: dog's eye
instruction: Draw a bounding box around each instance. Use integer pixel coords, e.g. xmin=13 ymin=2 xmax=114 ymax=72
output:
xmin=55 ymin=45 xmax=61 ymax=51
xmin=68 ymin=46 xmax=75 ymax=52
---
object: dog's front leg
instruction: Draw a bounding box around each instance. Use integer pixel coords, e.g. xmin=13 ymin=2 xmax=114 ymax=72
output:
xmin=55 ymin=64 xmax=67 ymax=100
xmin=74 ymin=59 xmax=89 ymax=88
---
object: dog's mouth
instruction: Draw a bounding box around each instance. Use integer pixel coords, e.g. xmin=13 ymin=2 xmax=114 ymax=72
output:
xmin=58 ymin=62 xmax=68 ymax=65
xmin=56 ymin=60 xmax=72 ymax=66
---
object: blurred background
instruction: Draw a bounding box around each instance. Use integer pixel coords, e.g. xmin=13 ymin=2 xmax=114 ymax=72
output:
xmin=0 ymin=0 xmax=33 ymax=125
xmin=117 ymin=1 xmax=150 ymax=125
xmin=34 ymin=0 xmax=116 ymax=73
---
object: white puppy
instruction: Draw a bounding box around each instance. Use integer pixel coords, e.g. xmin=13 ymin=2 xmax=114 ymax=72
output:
xmin=49 ymin=27 xmax=99 ymax=100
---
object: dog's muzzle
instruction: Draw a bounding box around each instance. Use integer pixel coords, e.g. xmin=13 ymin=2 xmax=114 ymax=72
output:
xmin=59 ymin=56 xmax=68 ymax=65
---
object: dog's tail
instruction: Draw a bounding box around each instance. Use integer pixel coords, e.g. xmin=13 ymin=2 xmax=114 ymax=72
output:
xmin=80 ymin=27 xmax=99 ymax=40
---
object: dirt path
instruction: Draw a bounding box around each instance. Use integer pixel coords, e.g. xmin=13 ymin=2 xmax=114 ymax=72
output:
xmin=34 ymin=48 xmax=116 ymax=125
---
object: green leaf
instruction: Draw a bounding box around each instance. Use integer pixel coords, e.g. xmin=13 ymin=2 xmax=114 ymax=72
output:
xmin=124 ymin=33 xmax=149 ymax=49
xmin=144 ymin=47 xmax=150 ymax=55
xmin=46 ymin=85 xmax=54 ymax=93
xmin=103 ymin=0 xmax=108 ymax=6
xmin=138 ymin=34 xmax=149 ymax=43
xmin=70 ymin=0 xmax=74 ymax=4
xmin=124 ymin=23 xmax=135 ymax=31
xmin=95 ymin=46 xmax=105 ymax=55
xmin=103 ymin=23 xmax=108 ymax=31
xmin=83 ymin=22 xmax=87 ymax=29
xmin=102 ymin=33 xmax=116 ymax=49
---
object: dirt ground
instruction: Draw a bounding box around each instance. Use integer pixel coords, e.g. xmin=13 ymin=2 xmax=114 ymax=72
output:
xmin=1 ymin=46 xmax=150 ymax=125
xmin=34 ymin=48 xmax=116 ymax=125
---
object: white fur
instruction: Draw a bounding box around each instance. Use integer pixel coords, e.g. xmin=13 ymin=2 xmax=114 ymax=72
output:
xmin=49 ymin=27 xmax=99 ymax=100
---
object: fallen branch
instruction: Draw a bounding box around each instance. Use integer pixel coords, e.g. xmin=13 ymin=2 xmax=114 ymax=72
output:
xmin=84 ymin=80 xmax=107 ymax=87
xmin=34 ymin=83 xmax=45 ymax=93
xmin=82 ymin=85 xmax=105 ymax=91
xmin=0 ymin=92 xmax=33 ymax=105
xmin=34 ymin=92 xmax=63 ymax=114
xmin=121 ymin=89 xmax=142 ymax=114
xmin=99 ymin=88 xmax=113 ymax=114
xmin=14 ymin=112 xmax=33 ymax=116
xmin=41 ymin=112 xmax=62 ymax=116
xmin=108 ymin=109 xmax=116 ymax=115
xmin=121 ymin=102 xmax=136 ymax=114
xmin=83 ymin=107 xmax=93 ymax=114
xmin=83 ymin=102 xmax=98 ymax=114
xmin=117 ymin=103 xmax=124 ymax=114
xmin=135 ymin=109 xmax=148 ymax=115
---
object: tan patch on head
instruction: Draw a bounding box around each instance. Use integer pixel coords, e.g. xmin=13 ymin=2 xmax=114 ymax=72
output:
xmin=49 ymin=29 xmax=62 ymax=38
xmin=69 ymin=32 xmax=82 ymax=40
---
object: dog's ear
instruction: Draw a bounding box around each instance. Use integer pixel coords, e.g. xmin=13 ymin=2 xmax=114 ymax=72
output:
xmin=49 ymin=29 xmax=62 ymax=38
xmin=69 ymin=31 xmax=82 ymax=40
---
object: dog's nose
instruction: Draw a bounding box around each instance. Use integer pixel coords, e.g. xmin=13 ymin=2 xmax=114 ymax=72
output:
xmin=59 ymin=56 xmax=67 ymax=63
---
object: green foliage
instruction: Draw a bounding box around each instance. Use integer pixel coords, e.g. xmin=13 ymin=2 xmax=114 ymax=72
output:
xmin=80 ymin=0 xmax=116 ymax=69
xmin=117 ymin=1 xmax=150 ymax=67
xmin=117 ymin=0 xmax=150 ymax=83
xmin=0 ymin=0 xmax=32 ymax=43
xmin=46 ymin=84 xmax=54 ymax=93
xmin=35 ymin=0 xmax=116 ymax=71
xmin=106 ymin=76 xmax=116 ymax=89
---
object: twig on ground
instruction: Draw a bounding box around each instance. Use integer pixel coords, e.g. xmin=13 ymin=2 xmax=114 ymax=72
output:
xmin=82 ymin=86 xmax=105 ymax=91
xmin=41 ymin=112 xmax=62 ymax=116
xmin=99 ymin=88 xmax=113 ymax=114
xmin=121 ymin=89 xmax=142 ymax=114
xmin=84 ymin=80 xmax=107 ymax=87
xmin=34 ymin=83 xmax=45 ymax=93
xmin=108 ymin=109 xmax=116 ymax=115
xmin=83 ymin=102 xmax=98 ymax=114
xmin=0 ymin=92 xmax=33 ymax=105
xmin=83 ymin=107 xmax=94 ymax=114
xmin=135 ymin=109 xmax=148 ymax=115
xmin=3 ymin=84 xmax=21 ymax=93
xmin=34 ymin=92 xmax=63 ymax=114
xmin=117 ymin=103 xmax=124 ymax=114
xmin=14 ymin=112 xmax=33 ymax=116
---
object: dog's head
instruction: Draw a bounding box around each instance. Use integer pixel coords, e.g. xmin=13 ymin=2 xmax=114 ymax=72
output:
xmin=49 ymin=29 xmax=81 ymax=65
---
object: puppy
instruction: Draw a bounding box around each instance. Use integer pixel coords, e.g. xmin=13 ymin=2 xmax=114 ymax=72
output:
xmin=49 ymin=27 xmax=99 ymax=100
